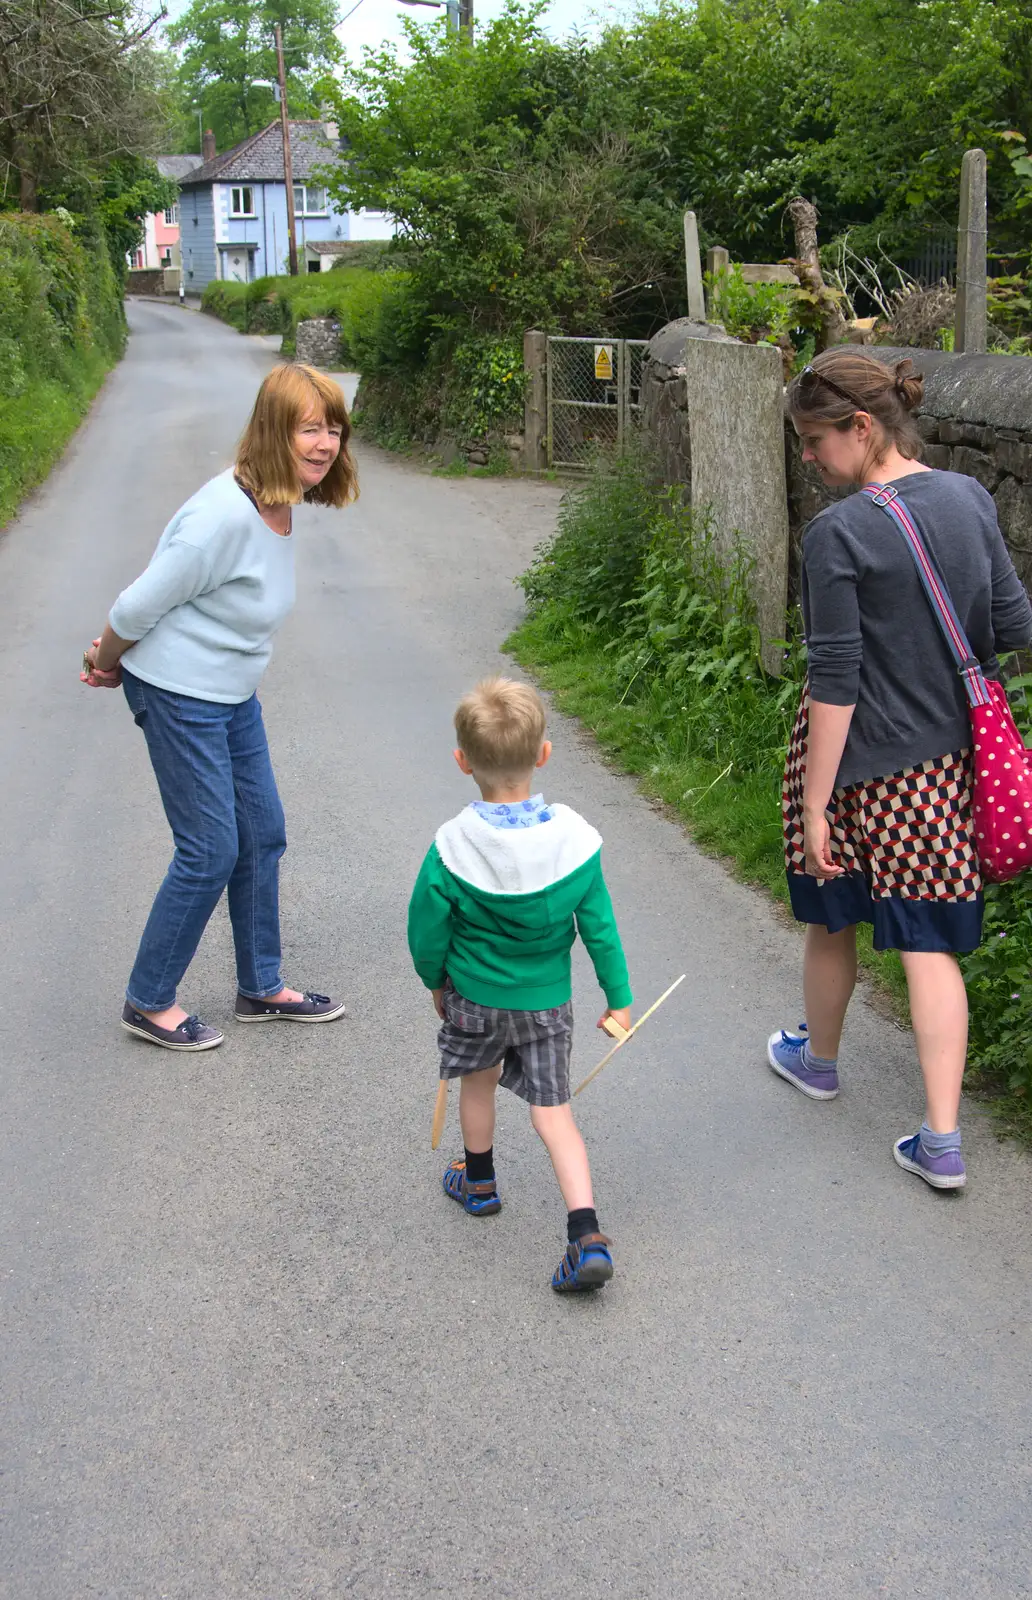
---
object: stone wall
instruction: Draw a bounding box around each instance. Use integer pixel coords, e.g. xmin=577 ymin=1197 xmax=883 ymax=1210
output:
xmin=643 ymin=328 xmax=1032 ymax=611
xmin=125 ymin=268 xmax=165 ymax=296
xmin=295 ymin=317 xmax=343 ymax=369
xmin=641 ymin=318 xmax=790 ymax=671
xmin=639 ymin=317 xmax=736 ymax=489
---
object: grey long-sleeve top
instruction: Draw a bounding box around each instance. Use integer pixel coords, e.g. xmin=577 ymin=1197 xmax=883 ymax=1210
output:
xmin=801 ymin=469 xmax=1032 ymax=788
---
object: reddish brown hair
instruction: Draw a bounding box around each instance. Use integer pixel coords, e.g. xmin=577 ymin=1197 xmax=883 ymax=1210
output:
xmin=236 ymin=363 xmax=358 ymax=507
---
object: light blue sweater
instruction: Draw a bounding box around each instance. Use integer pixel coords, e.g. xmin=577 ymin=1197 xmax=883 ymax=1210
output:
xmin=110 ymin=471 xmax=296 ymax=705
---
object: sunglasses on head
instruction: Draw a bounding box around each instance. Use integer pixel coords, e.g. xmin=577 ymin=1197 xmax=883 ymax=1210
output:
xmin=798 ymin=364 xmax=864 ymax=411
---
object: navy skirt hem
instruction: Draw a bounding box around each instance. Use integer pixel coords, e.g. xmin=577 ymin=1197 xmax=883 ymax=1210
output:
xmin=787 ymin=870 xmax=983 ymax=954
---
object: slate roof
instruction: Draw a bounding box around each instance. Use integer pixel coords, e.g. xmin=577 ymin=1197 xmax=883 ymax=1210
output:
xmin=157 ymin=154 xmax=204 ymax=181
xmin=178 ymin=121 xmax=343 ymax=188
xmin=304 ymin=240 xmax=357 ymax=255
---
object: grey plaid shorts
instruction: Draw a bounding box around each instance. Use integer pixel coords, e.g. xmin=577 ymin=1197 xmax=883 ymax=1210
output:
xmin=438 ymin=985 xmax=574 ymax=1107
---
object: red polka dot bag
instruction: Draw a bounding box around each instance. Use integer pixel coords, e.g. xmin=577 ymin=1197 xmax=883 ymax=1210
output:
xmin=863 ymin=483 xmax=1032 ymax=883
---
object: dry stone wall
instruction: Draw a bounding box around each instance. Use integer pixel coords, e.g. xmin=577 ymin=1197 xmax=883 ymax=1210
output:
xmin=295 ymin=317 xmax=343 ymax=369
xmin=643 ymin=327 xmax=1032 ymax=607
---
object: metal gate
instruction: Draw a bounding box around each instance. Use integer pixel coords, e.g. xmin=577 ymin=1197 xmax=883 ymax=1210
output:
xmin=546 ymin=337 xmax=649 ymax=470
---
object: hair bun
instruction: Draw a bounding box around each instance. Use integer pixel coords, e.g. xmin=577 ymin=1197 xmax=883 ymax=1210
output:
xmin=893 ymin=358 xmax=924 ymax=413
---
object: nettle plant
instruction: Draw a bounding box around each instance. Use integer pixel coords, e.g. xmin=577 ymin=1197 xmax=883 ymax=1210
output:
xmin=704 ymin=266 xmax=818 ymax=375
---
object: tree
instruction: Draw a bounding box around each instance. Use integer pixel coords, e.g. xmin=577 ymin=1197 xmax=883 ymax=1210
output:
xmin=321 ymin=5 xmax=691 ymax=340
xmin=0 ymin=0 xmax=171 ymax=211
xmin=168 ymin=0 xmax=343 ymax=154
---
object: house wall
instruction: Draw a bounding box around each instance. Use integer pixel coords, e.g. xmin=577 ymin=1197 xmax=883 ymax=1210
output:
xmin=210 ymin=180 xmax=352 ymax=281
xmin=128 ymin=209 xmax=182 ymax=271
xmin=348 ymin=209 xmax=396 ymax=242
xmin=180 ymin=186 xmax=217 ymax=290
xmin=181 ymin=178 xmax=395 ymax=288
xmin=153 ymin=207 xmax=180 ymax=266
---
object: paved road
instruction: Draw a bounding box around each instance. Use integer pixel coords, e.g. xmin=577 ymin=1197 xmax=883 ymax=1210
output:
xmin=3 ymin=301 xmax=1031 ymax=1600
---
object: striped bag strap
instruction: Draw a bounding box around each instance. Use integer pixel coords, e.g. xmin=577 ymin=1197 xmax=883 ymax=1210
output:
xmin=860 ymin=482 xmax=993 ymax=711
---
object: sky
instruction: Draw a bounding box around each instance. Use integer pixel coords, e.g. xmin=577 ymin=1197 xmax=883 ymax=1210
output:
xmin=159 ymin=0 xmax=634 ymax=71
xmin=334 ymin=0 xmax=631 ymax=60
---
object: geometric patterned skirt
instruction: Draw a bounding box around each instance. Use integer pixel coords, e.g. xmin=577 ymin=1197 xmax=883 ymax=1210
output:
xmin=783 ymin=688 xmax=984 ymax=953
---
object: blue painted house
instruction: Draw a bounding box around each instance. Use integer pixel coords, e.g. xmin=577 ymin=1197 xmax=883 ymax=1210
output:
xmin=178 ymin=119 xmax=394 ymax=291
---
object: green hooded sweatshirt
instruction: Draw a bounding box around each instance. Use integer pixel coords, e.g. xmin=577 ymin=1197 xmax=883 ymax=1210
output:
xmin=407 ymin=802 xmax=632 ymax=1012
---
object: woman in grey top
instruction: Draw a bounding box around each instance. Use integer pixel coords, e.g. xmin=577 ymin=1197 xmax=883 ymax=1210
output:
xmin=81 ymin=363 xmax=358 ymax=1052
xmin=768 ymin=348 xmax=1032 ymax=1190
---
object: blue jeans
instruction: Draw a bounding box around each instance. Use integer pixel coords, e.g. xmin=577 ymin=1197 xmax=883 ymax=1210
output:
xmin=122 ymin=670 xmax=287 ymax=1011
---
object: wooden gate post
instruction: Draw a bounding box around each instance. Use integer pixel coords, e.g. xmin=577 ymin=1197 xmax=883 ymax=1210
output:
xmin=523 ymin=329 xmax=548 ymax=471
xmin=955 ymin=149 xmax=987 ymax=355
xmin=705 ymin=246 xmax=730 ymax=319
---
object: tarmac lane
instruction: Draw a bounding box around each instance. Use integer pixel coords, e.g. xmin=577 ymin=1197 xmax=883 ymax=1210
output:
xmin=1 ymin=298 xmax=1030 ymax=1599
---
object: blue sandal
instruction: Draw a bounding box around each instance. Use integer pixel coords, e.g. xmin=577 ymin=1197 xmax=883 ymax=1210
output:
xmin=442 ymin=1158 xmax=501 ymax=1216
xmin=551 ymin=1233 xmax=614 ymax=1292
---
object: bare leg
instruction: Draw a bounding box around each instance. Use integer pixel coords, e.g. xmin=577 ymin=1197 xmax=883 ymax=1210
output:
xmin=900 ymin=951 xmax=968 ymax=1133
xmin=530 ymin=1103 xmax=594 ymax=1211
xmin=459 ymin=1064 xmax=502 ymax=1152
xmin=803 ymin=923 xmax=858 ymax=1058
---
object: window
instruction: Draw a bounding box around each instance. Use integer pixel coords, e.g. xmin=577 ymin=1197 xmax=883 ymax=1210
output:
xmin=160 ymin=248 xmax=173 ymax=267
xmin=230 ymin=186 xmax=255 ymax=217
xmin=163 ymin=205 xmax=179 ymax=225
xmin=293 ymin=183 xmax=327 ymax=215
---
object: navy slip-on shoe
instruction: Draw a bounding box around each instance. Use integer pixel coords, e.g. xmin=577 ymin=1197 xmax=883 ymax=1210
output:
xmin=234 ymin=990 xmax=347 ymax=1023
xmin=121 ymin=1002 xmax=223 ymax=1052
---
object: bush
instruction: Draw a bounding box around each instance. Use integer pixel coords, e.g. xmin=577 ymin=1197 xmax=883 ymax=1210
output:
xmin=511 ymin=450 xmax=1032 ymax=1126
xmin=519 ymin=448 xmax=805 ymax=777
xmin=0 ymin=210 xmax=125 ymax=527
xmin=202 ymin=264 xmax=387 ymax=354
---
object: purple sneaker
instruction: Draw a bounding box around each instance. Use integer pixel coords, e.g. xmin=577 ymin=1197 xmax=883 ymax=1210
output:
xmin=766 ymin=1025 xmax=839 ymax=1100
xmin=893 ymin=1133 xmax=966 ymax=1191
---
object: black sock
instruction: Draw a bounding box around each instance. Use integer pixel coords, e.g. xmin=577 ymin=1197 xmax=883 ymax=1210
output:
xmin=464 ymin=1146 xmax=494 ymax=1183
xmin=567 ymin=1206 xmax=599 ymax=1242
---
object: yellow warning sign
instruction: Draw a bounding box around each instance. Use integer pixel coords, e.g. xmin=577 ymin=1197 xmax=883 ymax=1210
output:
xmin=594 ymin=343 xmax=614 ymax=381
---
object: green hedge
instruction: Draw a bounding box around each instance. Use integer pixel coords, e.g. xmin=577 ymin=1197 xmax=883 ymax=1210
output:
xmin=201 ymin=254 xmax=387 ymax=353
xmin=200 ymin=265 xmax=523 ymax=449
xmin=0 ymin=212 xmax=125 ymax=528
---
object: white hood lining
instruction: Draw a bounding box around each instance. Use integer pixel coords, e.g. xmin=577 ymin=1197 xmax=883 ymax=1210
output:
xmin=435 ymin=803 xmax=602 ymax=895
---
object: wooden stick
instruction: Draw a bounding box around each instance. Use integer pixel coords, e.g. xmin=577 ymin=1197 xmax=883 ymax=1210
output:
xmin=430 ymin=1080 xmax=449 ymax=1150
xmin=573 ymin=974 xmax=686 ymax=1097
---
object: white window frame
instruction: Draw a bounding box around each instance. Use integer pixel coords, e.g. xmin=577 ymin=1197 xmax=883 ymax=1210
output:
xmin=230 ymin=186 xmax=256 ymax=218
xmin=163 ymin=205 xmax=179 ymax=226
xmin=293 ymin=183 xmax=328 ymax=216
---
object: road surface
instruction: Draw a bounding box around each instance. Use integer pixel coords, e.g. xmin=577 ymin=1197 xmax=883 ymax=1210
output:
xmin=2 ymin=301 xmax=1031 ymax=1599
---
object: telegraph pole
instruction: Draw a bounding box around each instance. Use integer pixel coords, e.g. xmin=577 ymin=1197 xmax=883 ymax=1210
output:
xmin=275 ymin=24 xmax=299 ymax=277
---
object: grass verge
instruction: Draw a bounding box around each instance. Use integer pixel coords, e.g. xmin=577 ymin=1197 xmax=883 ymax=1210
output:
xmin=0 ymin=354 xmax=112 ymax=528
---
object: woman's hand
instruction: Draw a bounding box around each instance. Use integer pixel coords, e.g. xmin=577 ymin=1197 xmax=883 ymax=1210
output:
xmin=803 ymin=809 xmax=843 ymax=879
xmin=81 ymin=638 xmax=122 ymax=688
xmin=598 ymin=1006 xmax=632 ymax=1035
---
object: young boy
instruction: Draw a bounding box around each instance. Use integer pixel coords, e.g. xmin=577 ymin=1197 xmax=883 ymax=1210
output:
xmin=407 ymin=677 xmax=632 ymax=1293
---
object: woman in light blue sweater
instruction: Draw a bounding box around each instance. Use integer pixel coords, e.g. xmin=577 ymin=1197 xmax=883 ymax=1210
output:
xmin=81 ymin=364 xmax=358 ymax=1052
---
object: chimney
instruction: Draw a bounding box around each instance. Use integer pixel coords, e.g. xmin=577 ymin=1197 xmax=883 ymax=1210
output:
xmin=202 ymin=128 xmax=216 ymax=163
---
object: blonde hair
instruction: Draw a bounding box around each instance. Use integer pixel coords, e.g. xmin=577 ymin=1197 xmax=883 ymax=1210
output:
xmin=235 ymin=363 xmax=359 ymax=507
xmin=787 ymin=349 xmax=925 ymax=459
xmin=455 ymin=677 xmax=547 ymax=778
